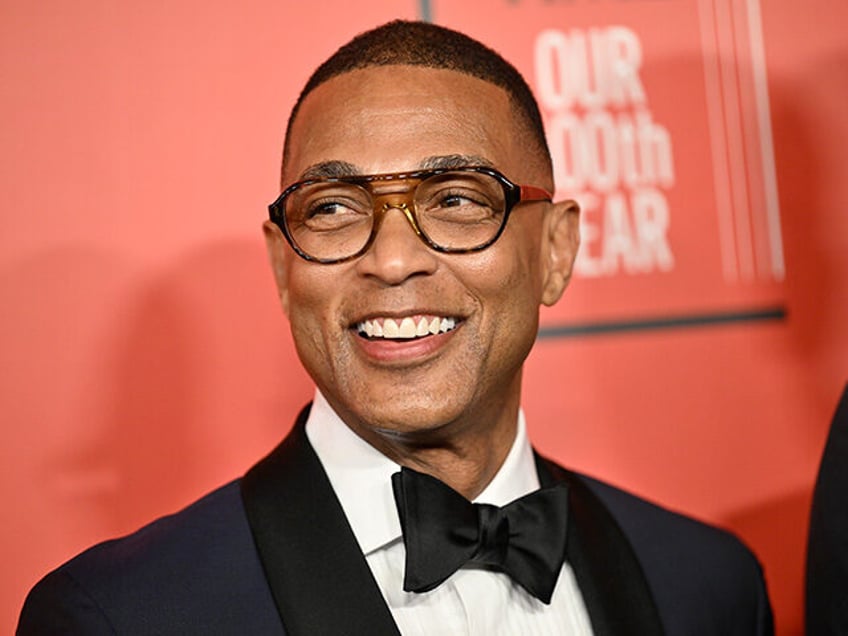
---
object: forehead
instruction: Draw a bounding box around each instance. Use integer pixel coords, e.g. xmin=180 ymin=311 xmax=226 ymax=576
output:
xmin=283 ymin=66 xmax=532 ymax=184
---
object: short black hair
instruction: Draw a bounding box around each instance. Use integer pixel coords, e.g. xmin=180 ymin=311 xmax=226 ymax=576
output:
xmin=282 ymin=20 xmax=551 ymax=174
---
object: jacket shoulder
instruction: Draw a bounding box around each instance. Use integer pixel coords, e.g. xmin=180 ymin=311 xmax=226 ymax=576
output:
xmin=571 ymin=468 xmax=773 ymax=636
xmin=18 ymin=481 xmax=283 ymax=635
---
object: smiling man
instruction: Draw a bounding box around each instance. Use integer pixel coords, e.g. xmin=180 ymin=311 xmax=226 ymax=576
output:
xmin=19 ymin=20 xmax=772 ymax=636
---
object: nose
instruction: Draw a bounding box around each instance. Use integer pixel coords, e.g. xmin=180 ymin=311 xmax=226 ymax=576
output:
xmin=354 ymin=201 xmax=438 ymax=284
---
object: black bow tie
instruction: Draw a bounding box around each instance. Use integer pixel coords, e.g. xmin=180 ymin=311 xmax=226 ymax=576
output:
xmin=391 ymin=466 xmax=569 ymax=604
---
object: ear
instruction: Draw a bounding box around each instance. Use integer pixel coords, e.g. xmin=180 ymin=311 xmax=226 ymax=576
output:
xmin=540 ymin=199 xmax=580 ymax=306
xmin=262 ymin=220 xmax=291 ymax=316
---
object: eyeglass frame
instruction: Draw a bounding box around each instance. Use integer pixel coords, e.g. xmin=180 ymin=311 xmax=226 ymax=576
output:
xmin=267 ymin=166 xmax=553 ymax=265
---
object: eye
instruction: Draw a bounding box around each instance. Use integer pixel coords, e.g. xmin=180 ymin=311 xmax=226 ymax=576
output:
xmin=305 ymin=199 xmax=359 ymax=218
xmin=289 ymin=183 xmax=372 ymax=230
xmin=419 ymin=185 xmax=499 ymax=224
xmin=416 ymin=173 xmax=503 ymax=219
xmin=436 ymin=190 xmax=485 ymax=209
xmin=299 ymin=197 xmax=370 ymax=234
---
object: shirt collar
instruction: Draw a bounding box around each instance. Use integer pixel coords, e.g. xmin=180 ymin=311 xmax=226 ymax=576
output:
xmin=305 ymin=389 xmax=541 ymax=555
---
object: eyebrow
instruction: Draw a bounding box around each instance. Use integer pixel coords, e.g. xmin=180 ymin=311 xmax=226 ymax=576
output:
xmin=298 ymin=161 xmax=361 ymax=180
xmin=297 ymin=154 xmax=496 ymax=181
xmin=418 ymin=154 xmax=495 ymax=170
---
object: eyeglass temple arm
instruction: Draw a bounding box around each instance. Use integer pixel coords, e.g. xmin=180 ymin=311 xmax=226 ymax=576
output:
xmin=519 ymin=184 xmax=554 ymax=202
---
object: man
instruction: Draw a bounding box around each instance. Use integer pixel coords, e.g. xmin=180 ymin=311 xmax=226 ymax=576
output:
xmin=19 ymin=20 xmax=772 ymax=635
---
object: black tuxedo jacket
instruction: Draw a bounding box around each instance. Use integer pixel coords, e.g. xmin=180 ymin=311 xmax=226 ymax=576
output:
xmin=19 ymin=407 xmax=773 ymax=635
xmin=806 ymin=383 xmax=848 ymax=634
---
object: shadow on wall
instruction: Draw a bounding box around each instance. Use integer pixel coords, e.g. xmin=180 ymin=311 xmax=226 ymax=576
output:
xmin=769 ymin=51 xmax=846 ymax=419
xmin=52 ymin=238 xmax=313 ymax=535
xmin=2 ymin=237 xmax=312 ymax=629
xmin=50 ymin=257 xmax=203 ymax=532
xmin=724 ymin=488 xmax=812 ymax=636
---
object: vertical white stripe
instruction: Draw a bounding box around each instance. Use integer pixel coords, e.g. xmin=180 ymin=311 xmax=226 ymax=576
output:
xmin=698 ymin=0 xmax=739 ymax=282
xmin=715 ymin=0 xmax=756 ymax=281
xmin=746 ymin=0 xmax=786 ymax=280
xmin=730 ymin=0 xmax=772 ymax=280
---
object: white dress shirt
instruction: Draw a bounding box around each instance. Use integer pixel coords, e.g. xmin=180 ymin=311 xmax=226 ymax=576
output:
xmin=305 ymin=390 xmax=594 ymax=635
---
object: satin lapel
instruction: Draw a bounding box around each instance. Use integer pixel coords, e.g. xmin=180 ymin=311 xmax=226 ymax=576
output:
xmin=535 ymin=454 xmax=665 ymax=636
xmin=241 ymin=406 xmax=401 ymax=636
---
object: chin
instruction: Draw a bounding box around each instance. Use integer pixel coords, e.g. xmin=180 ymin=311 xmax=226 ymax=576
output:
xmin=347 ymin=396 xmax=469 ymax=440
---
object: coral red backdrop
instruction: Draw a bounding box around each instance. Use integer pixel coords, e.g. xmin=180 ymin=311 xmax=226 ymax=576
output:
xmin=2 ymin=1 xmax=846 ymax=633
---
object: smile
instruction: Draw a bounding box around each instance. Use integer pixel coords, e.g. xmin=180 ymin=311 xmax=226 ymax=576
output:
xmin=355 ymin=315 xmax=459 ymax=340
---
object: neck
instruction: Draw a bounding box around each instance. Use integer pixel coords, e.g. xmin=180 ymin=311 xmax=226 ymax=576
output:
xmin=344 ymin=394 xmax=521 ymax=500
xmin=393 ymin=422 xmax=518 ymax=500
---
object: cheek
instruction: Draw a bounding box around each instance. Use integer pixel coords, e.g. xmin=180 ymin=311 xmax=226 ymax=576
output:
xmin=483 ymin=233 xmax=544 ymax=343
xmin=475 ymin=229 xmax=544 ymax=304
xmin=283 ymin=268 xmax=342 ymax=360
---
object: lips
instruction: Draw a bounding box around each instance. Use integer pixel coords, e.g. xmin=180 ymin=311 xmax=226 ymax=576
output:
xmin=355 ymin=315 xmax=459 ymax=339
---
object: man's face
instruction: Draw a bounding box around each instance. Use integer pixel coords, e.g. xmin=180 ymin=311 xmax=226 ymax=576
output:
xmin=265 ymin=65 xmax=578 ymax=447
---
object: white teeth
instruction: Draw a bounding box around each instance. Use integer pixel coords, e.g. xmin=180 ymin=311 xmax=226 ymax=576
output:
xmin=398 ymin=317 xmax=417 ymax=338
xmin=356 ymin=316 xmax=459 ymax=339
xmin=383 ymin=319 xmax=400 ymax=337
